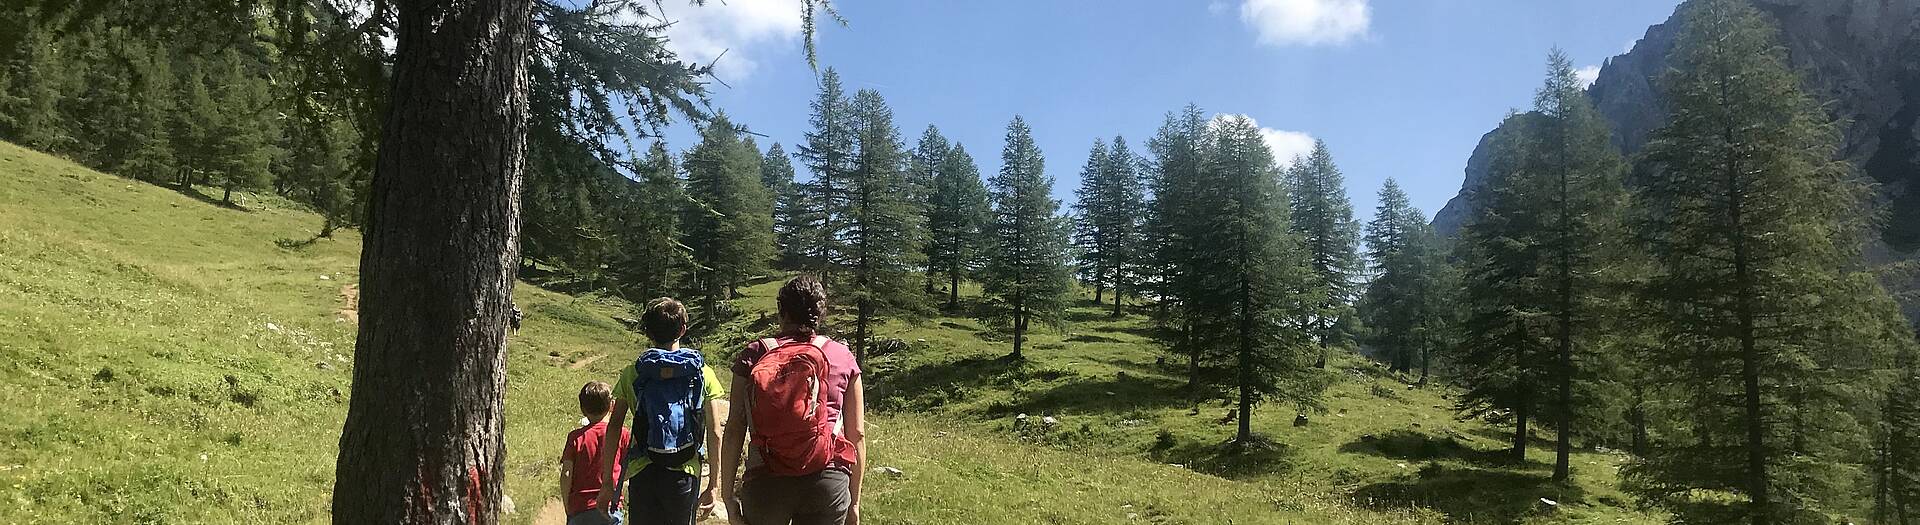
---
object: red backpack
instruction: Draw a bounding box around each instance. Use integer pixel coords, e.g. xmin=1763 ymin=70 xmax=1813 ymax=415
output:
xmin=747 ymin=336 xmax=840 ymax=476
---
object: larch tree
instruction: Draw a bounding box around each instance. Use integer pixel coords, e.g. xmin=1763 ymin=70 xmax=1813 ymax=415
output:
xmin=682 ymin=113 xmax=774 ymax=315
xmin=910 ymin=125 xmax=951 ymax=292
xmin=1188 ymin=114 xmax=1319 ymax=445
xmin=1625 ymin=1 xmax=1917 ymax=522
xmin=1879 ymin=346 xmax=1920 ymax=524
xmin=1453 ymin=111 xmax=1552 ymax=464
xmin=1143 ymin=105 xmax=1214 ymax=389
xmin=612 ymin=142 xmax=691 ymax=301
xmin=843 ymin=89 xmax=927 ymax=362
xmin=1074 ymin=135 xmax=1147 ymax=314
xmin=1287 ymin=140 xmax=1360 ymax=369
xmin=984 ymin=116 xmax=1073 ymax=360
xmin=763 ymin=142 xmax=808 ymax=269
xmin=1358 ymin=178 xmax=1426 ymax=374
xmin=1072 ymin=138 xmax=1114 ymax=299
xmin=795 ymin=68 xmax=856 ymax=274
xmin=926 ymin=143 xmax=991 ymax=309
xmin=203 ymin=50 xmax=277 ymax=205
xmin=1531 ymin=49 xmax=1628 ymax=483
xmin=1098 ymin=136 xmax=1145 ymax=316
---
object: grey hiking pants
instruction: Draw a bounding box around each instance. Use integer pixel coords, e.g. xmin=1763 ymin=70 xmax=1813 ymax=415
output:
xmin=739 ymin=469 xmax=851 ymax=525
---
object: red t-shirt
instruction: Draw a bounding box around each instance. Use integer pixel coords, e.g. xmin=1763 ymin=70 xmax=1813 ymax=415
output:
xmin=561 ymin=421 xmax=631 ymax=515
xmin=734 ymin=335 xmax=862 ymax=477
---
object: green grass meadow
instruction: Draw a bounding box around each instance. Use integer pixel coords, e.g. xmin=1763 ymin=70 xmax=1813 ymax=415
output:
xmin=0 ymin=141 xmax=1666 ymax=524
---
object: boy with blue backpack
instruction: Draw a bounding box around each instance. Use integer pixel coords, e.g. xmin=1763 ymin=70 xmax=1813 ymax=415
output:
xmin=596 ymin=297 xmax=727 ymax=525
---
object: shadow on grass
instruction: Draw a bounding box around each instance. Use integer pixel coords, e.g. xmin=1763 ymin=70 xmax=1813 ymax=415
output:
xmin=937 ymin=321 xmax=980 ymax=332
xmin=869 ymin=353 xmax=1021 ymax=412
xmin=1352 ymin=464 xmax=1582 ymax=524
xmin=995 ymin=371 xmax=1189 ymax=417
xmin=171 ymin=185 xmax=249 ymax=211
xmin=1063 ymin=309 xmax=1112 ymax=324
xmin=273 ymin=236 xmax=320 ymax=250
xmin=1464 ymin=427 xmax=1557 ymax=458
xmin=1156 ymin=435 xmax=1303 ymax=480
xmin=1065 ymin=333 xmax=1127 ymax=344
xmin=1337 ymin=429 xmax=1524 ymax=468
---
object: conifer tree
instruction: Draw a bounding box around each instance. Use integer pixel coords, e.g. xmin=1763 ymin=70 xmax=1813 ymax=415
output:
xmin=171 ymin=64 xmax=220 ymax=188
xmin=910 ymin=125 xmax=951 ymax=292
xmin=1358 ymin=179 xmax=1428 ymax=374
xmin=1189 ymin=114 xmax=1320 ymax=444
xmin=1532 ymin=48 xmax=1628 ymax=482
xmin=926 ymin=143 xmax=990 ymax=309
xmin=0 ymin=28 xmax=74 ymax=152
xmin=984 ymin=116 xmax=1073 ymax=360
xmin=794 ymin=68 xmax=855 ymax=273
xmin=1288 ymin=140 xmax=1360 ymax=368
xmin=118 ymin=42 xmax=177 ymax=183
xmin=763 ymin=142 xmax=807 ymax=268
xmin=1143 ymin=105 xmax=1214 ymax=388
xmin=202 ymin=52 xmax=276 ymax=205
xmin=1625 ymin=1 xmax=1919 ymax=521
xmin=1454 ymin=111 xmax=1551 ymax=463
xmin=1072 ymin=138 xmax=1114 ymax=298
xmin=1073 ymin=135 xmax=1146 ymax=314
xmin=1876 ymin=344 xmax=1920 ymax=525
xmin=614 ymin=142 xmax=691 ymax=301
xmin=682 ymin=114 xmax=774 ymax=315
xmin=1099 ymin=137 xmax=1145 ymax=316
xmin=843 ymin=89 xmax=927 ymax=361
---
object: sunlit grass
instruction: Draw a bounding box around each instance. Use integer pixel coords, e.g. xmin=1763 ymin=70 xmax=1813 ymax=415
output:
xmin=0 ymin=141 xmax=1665 ymax=524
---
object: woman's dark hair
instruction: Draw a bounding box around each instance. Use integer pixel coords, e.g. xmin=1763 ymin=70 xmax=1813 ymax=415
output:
xmin=777 ymin=275 xmax=829 ymax=336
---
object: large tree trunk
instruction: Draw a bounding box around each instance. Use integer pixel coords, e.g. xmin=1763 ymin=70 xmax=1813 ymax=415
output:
xmin=332 ymin=0 xmax=532 ymax=523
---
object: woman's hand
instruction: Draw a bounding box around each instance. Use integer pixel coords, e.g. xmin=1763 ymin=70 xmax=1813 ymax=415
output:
xmin=698 ymin=488 xmax=716 ymax=518
xmin=845 ymin=504 xmax=860 ymax=525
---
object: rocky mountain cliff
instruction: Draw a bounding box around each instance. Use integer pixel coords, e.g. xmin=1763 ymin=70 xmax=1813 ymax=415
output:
xmin=1431 ymin=0 xmax=1920 ymax=320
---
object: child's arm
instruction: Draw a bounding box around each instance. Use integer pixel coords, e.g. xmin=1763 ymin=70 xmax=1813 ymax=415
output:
xmin=844 ymin=374 xmax=867 ymax=525
xmin=699 ymin=396 xmax=723 ymax=513
xmin=594 ymin=399 xmax=629 ymax=512
xmin=720 ymin=375 xmax=752 ymax=524
xmin=557 ymin=456 xmax=573 ymax=503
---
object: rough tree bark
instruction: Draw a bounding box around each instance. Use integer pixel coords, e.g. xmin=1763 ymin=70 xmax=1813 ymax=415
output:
xmin=332 ymin=0 xmax=533 ymax=523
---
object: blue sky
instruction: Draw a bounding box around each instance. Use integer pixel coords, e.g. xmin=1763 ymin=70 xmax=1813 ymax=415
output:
xmin=656 ymin=0 xmax=1682 ymax=222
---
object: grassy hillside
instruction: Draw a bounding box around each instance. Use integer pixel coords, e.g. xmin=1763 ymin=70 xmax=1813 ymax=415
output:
xmin=0 ymin=141 xmax=1665 ymax=524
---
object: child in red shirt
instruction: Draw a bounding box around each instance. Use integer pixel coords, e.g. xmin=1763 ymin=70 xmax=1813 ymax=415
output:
xmin=561 ymin=381 xmax=631 ymax=524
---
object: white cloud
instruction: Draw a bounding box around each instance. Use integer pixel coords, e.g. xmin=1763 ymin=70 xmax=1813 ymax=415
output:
xmin=1239 ymin=0 xmax=1371 ymax=47
xmin=654 ymin=0 xmax=805 ymax=81
xmin=1575 ymin=65 xmax=1601 ymax=89
xmin=1214 ymin=114 xmax=1316 ymax=167
xmin=1261 ymin=127 xmax=1317 ymax=167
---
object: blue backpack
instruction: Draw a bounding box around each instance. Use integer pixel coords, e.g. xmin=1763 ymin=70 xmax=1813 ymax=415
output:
xmin=629 ymin=348 xmax=705 ymax=468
